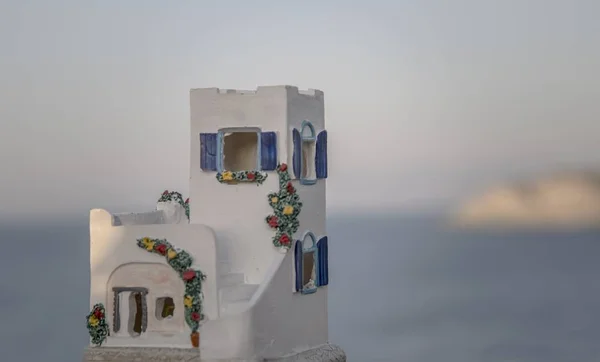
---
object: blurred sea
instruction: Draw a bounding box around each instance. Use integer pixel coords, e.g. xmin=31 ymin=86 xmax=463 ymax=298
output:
xmin=1 ymin=214 xmax=600 ymax=362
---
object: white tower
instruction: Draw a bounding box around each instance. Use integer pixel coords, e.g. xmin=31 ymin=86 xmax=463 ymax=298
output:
xmin=189 ymin=86 xmax=328 ymax=285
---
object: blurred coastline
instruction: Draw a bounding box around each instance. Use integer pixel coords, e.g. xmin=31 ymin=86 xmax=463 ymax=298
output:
xmin=452 ymin=170 xmax=600 ymax=231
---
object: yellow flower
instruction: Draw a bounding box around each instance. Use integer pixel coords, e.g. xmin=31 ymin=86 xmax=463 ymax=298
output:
xmin=184 ymin=295 xmax=193 ymax=308
xmin=141 ymin=237 xmax=155 ymax=250
xmin=222 ymin=171 xmax=233 ymax=181
xmin=283 ymin=205 xmax=294 ymax=215
xmin=88 ymin=315 xmax=99 ymax=327
xmin=271 ymin=197 xmax=279 ymax=204
xmin=167 ymin=249 xmax=177 ymax=260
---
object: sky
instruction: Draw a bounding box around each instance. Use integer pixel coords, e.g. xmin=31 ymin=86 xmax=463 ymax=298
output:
xmin=0 ymin=0 xmax=599 ymax=221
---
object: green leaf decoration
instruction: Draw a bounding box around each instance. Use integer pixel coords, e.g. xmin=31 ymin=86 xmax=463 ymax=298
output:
xmin=265 ymin=163 xmax=303 ymax=250
xmin=216 ymin=170 xmax=268 ymax=185
xmin=86 ymin=303 xmax=109 ymax=346
xmin=158 ymin=190 xmax=190 ymax=219
xmin=137 ymin=237 xmax=206 ymax=333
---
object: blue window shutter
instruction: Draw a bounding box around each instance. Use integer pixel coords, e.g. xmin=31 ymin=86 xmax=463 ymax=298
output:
xmin=200 ymin=133 xmax=218 ymax=171
xmin=315 ymin=130 xmax=328 ymax=179
xmin=294 ymin=240 xmax=303 ymax=292
xmin=292 ymin=128 xmax=301 ymax=179
xmin=317 ymin=236 xmax=329 ymax=286
xmin=260 ymin=132 xmax=277 ymax=170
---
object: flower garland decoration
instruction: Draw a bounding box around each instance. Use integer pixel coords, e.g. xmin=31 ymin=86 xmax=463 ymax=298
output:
xmin=158 ymin=190 xmax=190 ymax=219
xmin=137 ymin=237 xmax=206 ymax=334
xmin=86 ymin=303 xmax=109 ymax=346
xmin=265 ymin=163 xmax=302 ymax=250
xmin=216 ymin=170 xmax=267 ymax=185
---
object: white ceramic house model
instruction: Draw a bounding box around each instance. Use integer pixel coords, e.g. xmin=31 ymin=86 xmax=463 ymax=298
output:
xmin=84 ymin=86 xmax=345 ymax=362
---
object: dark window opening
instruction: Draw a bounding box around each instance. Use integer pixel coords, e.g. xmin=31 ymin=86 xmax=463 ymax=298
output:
xmin=222 ymin=131 xmax=259 ymax=171
xmin=156 ymin=297 xmax=175 ymax=320
xmin=129 ymin=292 xmax=143 ymax=335
xmin=303 ymin=250 xmax=316 ymax=290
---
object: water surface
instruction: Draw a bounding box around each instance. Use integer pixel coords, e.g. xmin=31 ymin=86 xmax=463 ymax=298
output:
xmin=1 ymin=215 xmax=599 ymax=362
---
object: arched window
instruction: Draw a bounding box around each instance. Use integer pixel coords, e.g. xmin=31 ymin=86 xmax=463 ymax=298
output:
xmin=292 ymin=121 xmax=328 ymax=183
xmin=294 ymin=231 xmax=329 ymax=294
xmin=295 ymin=231 xmax=318 ymax=294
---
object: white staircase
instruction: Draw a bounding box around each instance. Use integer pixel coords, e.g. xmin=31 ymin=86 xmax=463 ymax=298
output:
xmin=217 ymin=260 xmax=259 ymax=317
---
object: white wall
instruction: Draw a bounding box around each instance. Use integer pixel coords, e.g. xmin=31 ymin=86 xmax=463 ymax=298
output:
xmin=196 ymin=253 xmax=328 ymax=360
xmin=189 ymin=86 xmax=290 ymax=283
xmin=89 ymin=208 xmax=218 ymax=347
xmin=272 ymin=88 xmax=328 ymax=356
xmin=253 ymin=252 xmax=328 ymax=359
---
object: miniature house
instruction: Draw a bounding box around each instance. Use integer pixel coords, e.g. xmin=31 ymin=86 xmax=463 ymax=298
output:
xmin=84 ymin=86 xmax=345 ymax=362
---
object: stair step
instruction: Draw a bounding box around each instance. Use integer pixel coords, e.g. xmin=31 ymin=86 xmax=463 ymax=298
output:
xmin=220 ymin=300 xmax=250 ymax=317
xmin=218 ymin=273 xmax=245 ymax=288
xmin=219 ymin=284 xmax=259 ymax=303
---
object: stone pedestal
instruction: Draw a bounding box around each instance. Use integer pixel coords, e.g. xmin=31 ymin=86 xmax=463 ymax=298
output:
xmin=265 ymin=344 xmax=346 ymax=362
xmin=83 ymin=347 xmax=201 ymax=362
xmin=83 ymin=344 xmax=346 ymax=362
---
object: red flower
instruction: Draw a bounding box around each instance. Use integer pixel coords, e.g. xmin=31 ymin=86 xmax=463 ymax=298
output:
xmin=286 ymin=182 xmax=295 ymax=194
xmin=94 ymin=309 xmax=104 ymax=319
xmin=191 ymin=312 xmax=201 ymax=321
xmin=247 ymin=172 xmax=255 ymax=181
xmin=279 ymin=234 xmax=290 ymax=245
xmin=156 ymin=244 xmax=167 ymax=255
xmin=268 ymin=216 xmax=279 ymax=228
xmin=185 ymin=198 xmax=189 ymax=204
xmin=183 ymin=270 xmax=196 ymax=281
xmin=163 ymin=190 xmax=169 ymax=195
xmin=279 ymin=163 xmax=287 ymax=172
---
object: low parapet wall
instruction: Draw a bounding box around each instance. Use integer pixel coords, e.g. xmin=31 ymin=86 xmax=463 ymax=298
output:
xmin=113 ymin=210 xmax=165 ymax=226
xmin=110 ymin=201 xmax=188 ymax=226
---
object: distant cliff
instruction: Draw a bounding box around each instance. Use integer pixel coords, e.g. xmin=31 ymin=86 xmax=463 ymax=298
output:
xmin=453 ymin=172 xmax=600 ymax=229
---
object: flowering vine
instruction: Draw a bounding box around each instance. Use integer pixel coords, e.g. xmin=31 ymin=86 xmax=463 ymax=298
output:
xmin=265 ymin=163 xmax=302 ymax=250
xmin=86 ymin=303 xmax=109 ymax=346
xmin=158 ymin=190 xmax=190 ymax=219
xmin=216 ymin=170 xmax=267 ymax=185
xmin=137 ymin=237 xmax=206 ymax=334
